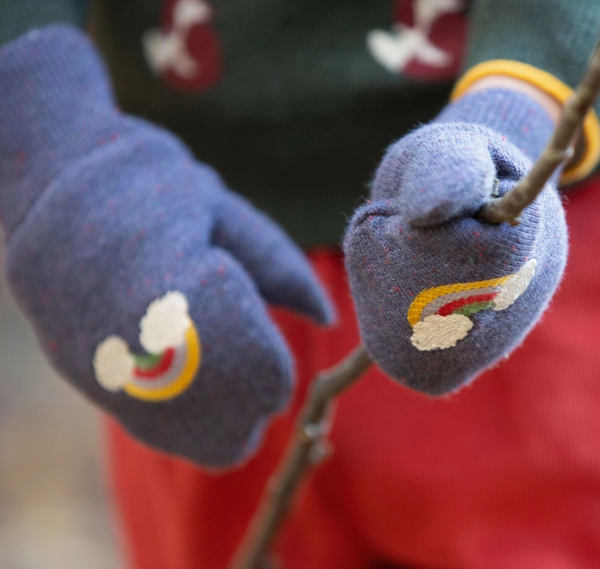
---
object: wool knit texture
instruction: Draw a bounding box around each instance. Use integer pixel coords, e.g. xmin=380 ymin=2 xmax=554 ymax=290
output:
xmin=0 ymin=25 xmax=333 ymax=466
xmin=344 ymin=88 xmax=568 ymax=395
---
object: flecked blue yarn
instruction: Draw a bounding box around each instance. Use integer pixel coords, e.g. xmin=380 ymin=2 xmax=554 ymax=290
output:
xmin=344 ymin=88 xmax=568 ymax=395
xmin=0 ymin=26 xmax=333 ymax=466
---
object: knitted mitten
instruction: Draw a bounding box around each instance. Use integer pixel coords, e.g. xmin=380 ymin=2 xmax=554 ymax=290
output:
xmin=0 ymin=26 xmax=333 ymax=466
xmin=344 ymin=88 xmax=567 ymax=395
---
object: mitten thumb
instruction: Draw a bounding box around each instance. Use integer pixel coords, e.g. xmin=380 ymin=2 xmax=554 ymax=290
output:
xmin=371 ymin=123 xmax=498 ymax=227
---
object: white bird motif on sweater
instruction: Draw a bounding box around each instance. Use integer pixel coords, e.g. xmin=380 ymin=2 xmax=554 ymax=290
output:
xmin=143 ymin=0 xmax=212 ymax=79
xmin=367 ymin=0 xmax=464 ymax=73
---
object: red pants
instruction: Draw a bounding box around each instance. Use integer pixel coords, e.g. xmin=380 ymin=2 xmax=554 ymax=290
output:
xmin=107 ymin=175 xmax=600 ymax=569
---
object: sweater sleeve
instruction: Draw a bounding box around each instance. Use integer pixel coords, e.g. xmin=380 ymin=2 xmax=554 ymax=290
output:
xmin=0 ymin=0 xmax=91 ymax=45
xmin=464 ymin=0 xmax=600 ymax=104
xmin=457 ymin=0 xmax=600 ymax=184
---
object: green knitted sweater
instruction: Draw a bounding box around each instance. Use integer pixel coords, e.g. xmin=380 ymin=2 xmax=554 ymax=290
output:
xmin=2 ymin=0 xmax=599 ymax=245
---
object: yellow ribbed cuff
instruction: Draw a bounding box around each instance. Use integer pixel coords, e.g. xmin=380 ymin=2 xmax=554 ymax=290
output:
xmin=451 ymin=60 xmax=600 ymax=186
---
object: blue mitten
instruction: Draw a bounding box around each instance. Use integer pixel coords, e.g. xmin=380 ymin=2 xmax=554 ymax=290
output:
xmin=344 ymin=88 xmax=567 ymax=395
xmin=0 ymin=26 xmax=333 ymax=466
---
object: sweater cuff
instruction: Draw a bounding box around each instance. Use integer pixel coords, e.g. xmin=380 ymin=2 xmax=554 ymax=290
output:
xmin=451 ymin=60 xmax=600 ymax=186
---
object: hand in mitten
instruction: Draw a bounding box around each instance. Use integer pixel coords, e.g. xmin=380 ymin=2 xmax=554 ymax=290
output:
xmin=0 ymin=26 xmax=333 ymax=466
xmin=344 ymin=88 xmax=568 ymax=395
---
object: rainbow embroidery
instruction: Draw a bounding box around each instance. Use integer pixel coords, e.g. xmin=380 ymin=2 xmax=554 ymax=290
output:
xmin=93 ymin=291 xmax=201 ymax=402
xmin=408 ymin=259 xmax=536 ymax=351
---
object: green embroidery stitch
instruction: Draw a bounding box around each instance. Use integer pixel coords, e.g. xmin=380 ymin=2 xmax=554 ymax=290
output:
xmin=134 ymin=352 xmax=164 ymax=370
xmin=454 ymin=301 xmax=493 ymax=317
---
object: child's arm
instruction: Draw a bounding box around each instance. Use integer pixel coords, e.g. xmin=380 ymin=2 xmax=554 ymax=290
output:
xmin=461 ymin=0 xmax=600 ymax=185
xmin=344 ymin=0 xmax=600 ymax=395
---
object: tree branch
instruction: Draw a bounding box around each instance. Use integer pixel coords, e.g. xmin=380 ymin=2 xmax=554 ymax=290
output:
xmin=229 ymin=345 xmax=373 ymax=569
xmin=478 ymin=38 xmax=600 ymax=225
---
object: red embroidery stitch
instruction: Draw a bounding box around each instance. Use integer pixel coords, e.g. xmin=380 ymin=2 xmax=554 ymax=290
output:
xmin=436 ymin=292 xmax=497 ymax=317
xmin=134 ymin=348 xmax=176 ymax=379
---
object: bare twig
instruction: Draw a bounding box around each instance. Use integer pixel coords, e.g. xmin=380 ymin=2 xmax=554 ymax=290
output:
xmin=230 ymin=345 xmax=373 ymax=569
xmin=478 ymin=39 xmax=600 ymax=225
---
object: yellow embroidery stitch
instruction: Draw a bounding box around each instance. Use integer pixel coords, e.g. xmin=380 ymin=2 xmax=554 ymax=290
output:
xmin=124 ymin=323 xmax=201 ymax=402
xmin=407 ymin=275 xmax=510 ymax=327
xmin=93 ymin=291 xmax=202 ymax=402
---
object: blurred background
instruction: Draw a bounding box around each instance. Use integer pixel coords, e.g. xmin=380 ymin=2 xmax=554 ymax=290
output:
xmin=0 ymin=234 xmax=122 ymax=569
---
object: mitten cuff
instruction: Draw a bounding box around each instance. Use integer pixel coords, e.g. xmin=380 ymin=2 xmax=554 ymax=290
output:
xmin=437 ymin=87 xmax=556 ymax=169
xmin=451 ymin=60 xmax=600 ymax=186
xmin=0 ymin=25 xmax=129 ymax=236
